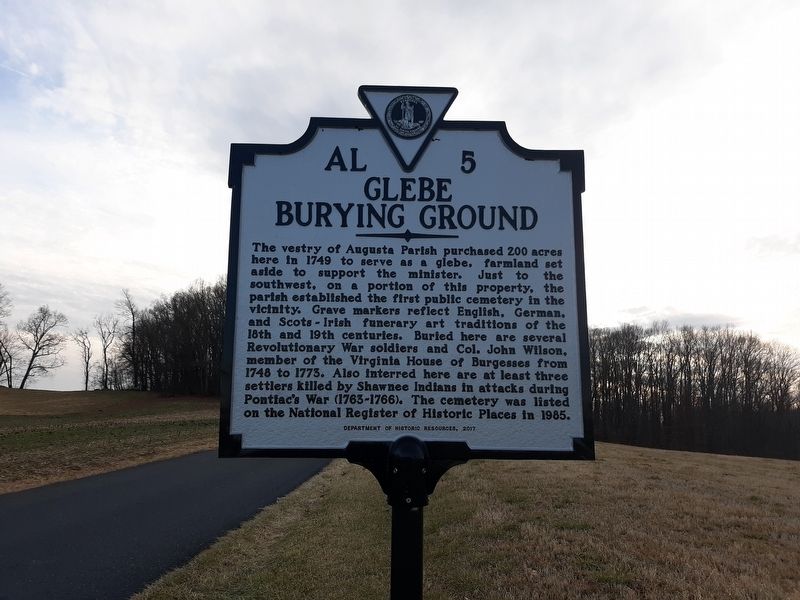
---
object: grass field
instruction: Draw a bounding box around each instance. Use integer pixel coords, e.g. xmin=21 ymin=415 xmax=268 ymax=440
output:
xmin=133 ymin=443 xmax=800 ymax=600
xmin=0 ymin=387 xmax=218 ymax=494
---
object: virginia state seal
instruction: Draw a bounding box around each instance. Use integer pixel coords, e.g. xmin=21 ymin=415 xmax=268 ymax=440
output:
xmin=385 ymin=94 xmax=432 ymax=139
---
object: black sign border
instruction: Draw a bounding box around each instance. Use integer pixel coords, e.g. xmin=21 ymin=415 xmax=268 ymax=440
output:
xmin=220 ymin=115 xmax=594 ymax=462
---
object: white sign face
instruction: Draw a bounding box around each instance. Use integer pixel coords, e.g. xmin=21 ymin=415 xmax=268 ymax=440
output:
xmin=222 ymin=86 xmax=592 ymax=458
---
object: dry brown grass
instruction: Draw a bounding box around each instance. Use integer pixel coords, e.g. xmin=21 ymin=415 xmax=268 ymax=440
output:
xmin=0 ymin=387 xmax=218 ymax=493
xmin=133 ymin=443 xmax=800 ymax=600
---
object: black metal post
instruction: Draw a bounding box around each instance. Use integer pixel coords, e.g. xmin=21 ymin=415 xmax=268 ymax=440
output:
xmin=346 ymin=437 xmax=468 ymax=600
xmin=391 ymin=504 xmax=424 ymax=600
xmin=386 ymin=436 xmax=428 ymax=600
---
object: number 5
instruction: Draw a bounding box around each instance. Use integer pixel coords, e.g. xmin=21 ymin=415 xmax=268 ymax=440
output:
xmin=460 ymin=150 xmax=476 ymax=174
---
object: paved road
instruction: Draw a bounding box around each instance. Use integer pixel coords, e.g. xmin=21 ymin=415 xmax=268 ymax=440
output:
xmin=0 ymin=452 xmax=328 ymax=600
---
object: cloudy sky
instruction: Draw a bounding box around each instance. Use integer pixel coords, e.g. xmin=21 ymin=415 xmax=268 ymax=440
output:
xmin=1 ymin=1 xmax=799 ymax=390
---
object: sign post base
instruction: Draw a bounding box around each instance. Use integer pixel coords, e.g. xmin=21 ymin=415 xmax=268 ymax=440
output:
xmin=348 ymin=436 xmax=467 ymax=600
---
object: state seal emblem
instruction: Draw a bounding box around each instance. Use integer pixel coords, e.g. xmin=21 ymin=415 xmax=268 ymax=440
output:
xmin=385 ymin=94 xmax=432 ymax=139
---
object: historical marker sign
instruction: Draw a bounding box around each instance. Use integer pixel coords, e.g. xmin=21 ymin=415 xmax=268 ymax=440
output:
xmin=220 ymin=86 xmax=593 ymax=460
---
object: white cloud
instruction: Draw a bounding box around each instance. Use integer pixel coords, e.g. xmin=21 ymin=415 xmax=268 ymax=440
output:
xmin=1 ymin=0 xmax=799 ymax=389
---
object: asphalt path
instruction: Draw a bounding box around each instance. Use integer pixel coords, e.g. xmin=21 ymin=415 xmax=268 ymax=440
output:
xmin=0 ymin=452 xmax=328 ymax=600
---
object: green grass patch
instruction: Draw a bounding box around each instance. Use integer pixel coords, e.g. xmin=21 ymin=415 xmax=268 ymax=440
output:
xmin=595 ymin=569 xmax=635 ymax=586
xmin=0 ymin=388 xmax=218 ymax=493
xmin=1 ymin=419 xmax=216 ymax=453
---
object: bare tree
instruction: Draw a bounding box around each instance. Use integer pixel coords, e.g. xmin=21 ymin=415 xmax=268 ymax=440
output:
xmin=17 ymin=305 xmax=69 ymax=389
xmin=72 ymin=328 xmax=93 ymax=391
xmin=764 ymin=343 xmax=800 ymax=412
xmin=116 ymin=289 xmax=139 ymax=390
xmin=0 ymin=283 xmax=14 ymax=387
xmin=0 ymin=326 xmax=20 ymax=387
xmin=0 ymin=282 xmax=11 ymax=322
xmin=94 ymin=313 xmax=119 ymax=390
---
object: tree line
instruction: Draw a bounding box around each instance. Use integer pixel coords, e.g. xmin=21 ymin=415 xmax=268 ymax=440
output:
xmin=590 ymin=323 xmax=800 ymax=459
xmin=0 ymin=279 xmax=225 ymax=395
xmin=109 ymin=280 xmax=226 ymax=395
xmin=3 ymin=280 xmax=799 ymax=458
